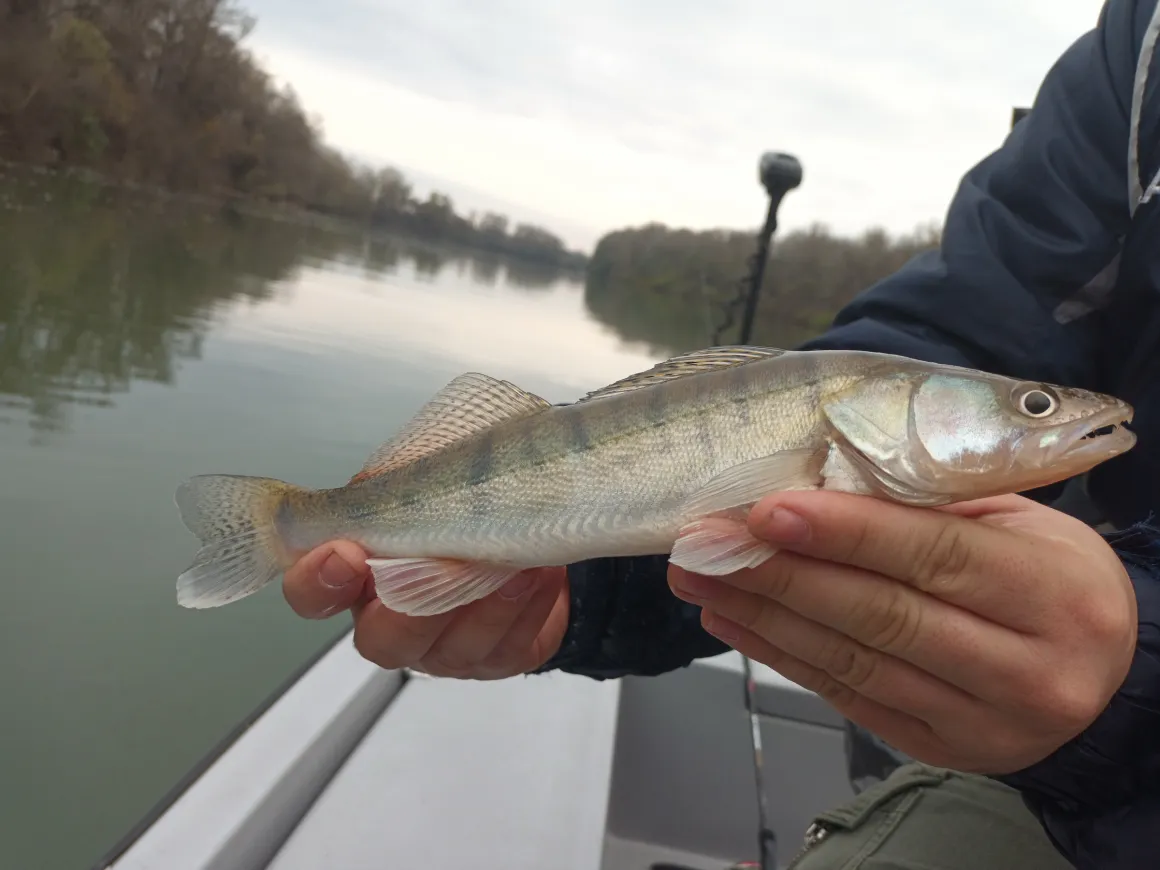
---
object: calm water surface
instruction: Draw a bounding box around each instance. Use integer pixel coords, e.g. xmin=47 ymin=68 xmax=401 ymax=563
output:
xmin=0 ymin=177 xmax=659 ymax=870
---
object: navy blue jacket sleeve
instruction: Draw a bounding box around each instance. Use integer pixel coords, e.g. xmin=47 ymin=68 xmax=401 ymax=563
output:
xmin=995 ymin=539 xmax=1160 ymax=870
xmin=799 ymin=4 xmax=1135 ymax=383
xmin=542 ymin=1 xmax=1160 ymax=866
xmin=537 ymin=555 xmax=730 ymax=679
xmin=800 ymin=6 xmax=1160 ymax=865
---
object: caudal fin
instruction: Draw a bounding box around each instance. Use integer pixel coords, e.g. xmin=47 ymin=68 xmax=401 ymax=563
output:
xmin=174 ymin=474 xmax=300 ymax=608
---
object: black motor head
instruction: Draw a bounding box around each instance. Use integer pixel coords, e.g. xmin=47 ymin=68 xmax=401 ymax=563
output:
xmin=758 ymin=151 xmax=803 ymax=198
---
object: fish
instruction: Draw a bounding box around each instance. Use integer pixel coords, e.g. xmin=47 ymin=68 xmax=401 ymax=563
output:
xmin=173 ymin=346 xmax=1136 ymax=617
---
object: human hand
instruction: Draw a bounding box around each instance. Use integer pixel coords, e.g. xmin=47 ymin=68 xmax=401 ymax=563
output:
xmin=282 ymin=541 xmax=570 ymax=679
xmin=667 ymin=491 xmax=1138 ymax=774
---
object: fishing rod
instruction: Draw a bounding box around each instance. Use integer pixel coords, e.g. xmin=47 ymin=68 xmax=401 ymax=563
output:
xmin=654 ymin=152 xmax=801 ymax=870
xmin=719 ymin=151 xmax=802 ymax=870
xmin=713 ymin=152 xmax=803 ymax=346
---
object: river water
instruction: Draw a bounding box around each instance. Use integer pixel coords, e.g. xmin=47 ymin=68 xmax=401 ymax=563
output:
xmin=0 ymin=173 xmax=661 ymax=870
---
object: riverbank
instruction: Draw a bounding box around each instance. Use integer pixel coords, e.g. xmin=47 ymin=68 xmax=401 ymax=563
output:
xmin=0 ymin=159 xmax=589 ymax=275
xmin=0 ymin=5 xmax=586 ymax=272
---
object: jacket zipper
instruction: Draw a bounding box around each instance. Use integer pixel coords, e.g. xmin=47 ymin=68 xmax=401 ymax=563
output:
xmin=784 ymin=821 xmax=831 ymax=868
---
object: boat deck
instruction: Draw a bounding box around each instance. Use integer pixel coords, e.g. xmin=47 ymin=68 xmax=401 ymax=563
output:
xmin=99 ymin=631 xmax=853 ymax=870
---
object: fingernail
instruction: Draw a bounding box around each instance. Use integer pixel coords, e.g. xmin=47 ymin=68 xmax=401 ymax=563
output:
xmin=498 ymin=573 xmax=534 ymax=600
xmin=759 ymin=507 xmax=810 ymax=544
xmin=319 ymin=552 xmax=358 ymax=589
xmin=703 ymin=613 xmax=739 ymax=642
xmin=671 ymin=570 xmax=722 ymax=600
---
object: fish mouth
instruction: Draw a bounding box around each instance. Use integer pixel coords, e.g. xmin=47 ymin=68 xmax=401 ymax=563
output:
xmin=1048 ymin=404 xmax=1136 ymax=464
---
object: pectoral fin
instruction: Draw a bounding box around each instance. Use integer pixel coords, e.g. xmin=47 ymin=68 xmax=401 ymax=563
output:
xmin=670 ymin=515 xmax=778 ymax=575
xmin=678 ymin=448 xmax=825 ymax=517
xmin=668 ymin=448 xmax=823 ymax=575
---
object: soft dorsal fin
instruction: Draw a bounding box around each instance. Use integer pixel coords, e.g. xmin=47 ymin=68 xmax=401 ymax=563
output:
xmin=350 ymin=373 xmax=552 ymax=482
xmin=579 ymin=346 xmax=787 ymax=403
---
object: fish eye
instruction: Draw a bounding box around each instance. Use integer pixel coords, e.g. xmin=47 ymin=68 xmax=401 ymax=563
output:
xmin=1018 ymin=388 xmax=1057 ymax=418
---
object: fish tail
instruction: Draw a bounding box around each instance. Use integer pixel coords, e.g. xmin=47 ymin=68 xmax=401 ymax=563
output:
xmin=173 ymin=474 xmax=304 ymax=608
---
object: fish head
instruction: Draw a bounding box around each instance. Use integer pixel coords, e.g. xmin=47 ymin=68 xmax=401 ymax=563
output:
xmin=821 ymin=368 xmax=1135 ymax=505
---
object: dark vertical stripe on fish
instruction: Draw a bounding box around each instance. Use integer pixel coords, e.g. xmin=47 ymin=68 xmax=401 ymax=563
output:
xmin=649 ymin=382 xmax=674 ymax=455
xmin=647 ymin=382 xmax=667 ymax=427
xmin=798 ymin=352 xmax=824 ymax=414
xmin=468 ymin=429 xmax=496 ymax=488
xmin=570 ymin=409 xmax=592 ymax=452
xmin=695 ymin=409 xmax=717 ymax=466
xmin=466 ymin=429 xmax=497 ymax=521
xmin=520 ymin=423 xmax=543 ymax=466
xmin=722 ymin=361 xmax=764 ymax=435
xmin=730 ymin=363 xmax=752 ymax=426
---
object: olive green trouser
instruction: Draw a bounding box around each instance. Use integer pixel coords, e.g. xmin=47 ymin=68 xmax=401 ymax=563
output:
xmin=785 ymin=762 xmax=1073 ymax=870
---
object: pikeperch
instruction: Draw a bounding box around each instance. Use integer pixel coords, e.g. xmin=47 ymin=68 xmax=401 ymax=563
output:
xmin=173 ymin=346 xmax=1135 ymax=617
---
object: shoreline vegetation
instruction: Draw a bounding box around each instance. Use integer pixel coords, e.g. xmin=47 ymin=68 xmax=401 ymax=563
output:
xmin=0 ymin=0 xmax=587 ymax=269
xmin=1 ymin=0 xmax=944 ymax=351
xmin=584 ymin=222 xmax=942 ymax=353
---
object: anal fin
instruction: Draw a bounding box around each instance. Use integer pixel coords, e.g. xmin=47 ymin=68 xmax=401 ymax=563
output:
xmin=368 ymin=557 xmax=523 ymax=617
xmin=670 ymin=515 xmax=778 ymax=576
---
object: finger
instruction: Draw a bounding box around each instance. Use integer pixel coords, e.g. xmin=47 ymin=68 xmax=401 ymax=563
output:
xmin=283 ymin=540 xmax=370 ymax=619
xmin=350 ymin=598 xmax=457 ymax=671
xmin=478 ymin=569 xmax=569 ymax=677
xmin=935 ymin=493 xmax=1036 ymax=520
xmin=418 ymin=571 xmax=544 ymax=677
xmin=746 ymin=490 xmax=1048 ymax=627
xmin=696 ymin=609 xmax=958 ymax=767
xmin=670 ymin=567 xmax=984 ymax=719
xmin=671 ymin=558 xmax=1037 ymax=705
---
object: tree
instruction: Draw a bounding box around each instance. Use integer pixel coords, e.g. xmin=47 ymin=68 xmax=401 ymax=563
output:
xmin=584 ymin=221 xmax=941 ymax=355
xmin=0 ymin=0 xmax=588 ymax=269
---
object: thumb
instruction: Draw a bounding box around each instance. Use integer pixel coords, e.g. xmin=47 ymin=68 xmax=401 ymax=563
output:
xmin=283 ymin=540 xmax=371 ymax=619
xmin=745 ymin=490 xmax=1028 ymax=619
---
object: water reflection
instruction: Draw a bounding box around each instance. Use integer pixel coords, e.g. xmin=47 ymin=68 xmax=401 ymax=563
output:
xmin=0 ymin=173 xmax=637 ymax=870
xmin=582 ymin=267 xmax=824 ymax=358
xmin=363 ymin=238 xmax=402 ymax=278
xmin=0 ymin=174 xmax=576 ymax=444
xmin=583 ymin=273 xmax=722 ymax=358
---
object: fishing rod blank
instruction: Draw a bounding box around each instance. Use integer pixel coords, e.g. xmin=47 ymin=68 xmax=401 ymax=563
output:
xmin=713 ymin=151 xmax=803 ymax=346
xmin=741 ymin=152 xmax=802 ymax=345
xmin=714 ymin=150 xmax=802 ymax=870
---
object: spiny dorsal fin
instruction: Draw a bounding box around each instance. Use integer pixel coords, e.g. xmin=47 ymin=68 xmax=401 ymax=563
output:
xmin=579 ymin=346 xmax=787 ymax=403
xmin=350 ymin=373 xmax=552 ymax=482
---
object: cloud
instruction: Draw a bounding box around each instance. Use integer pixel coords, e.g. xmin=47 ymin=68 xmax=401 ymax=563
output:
xmin=239 ymin=0 xmax=1105 ymax=250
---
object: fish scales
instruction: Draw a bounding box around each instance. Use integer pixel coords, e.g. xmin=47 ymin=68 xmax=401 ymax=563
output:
xmin=173 ymin=347 xmax=1137 ymax=616
xmin=303 ymin=354 xmax=860 ymax=565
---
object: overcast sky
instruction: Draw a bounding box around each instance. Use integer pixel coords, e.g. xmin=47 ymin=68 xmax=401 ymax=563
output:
xmin=239 ymin=0 xmax=1104 ymax=251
